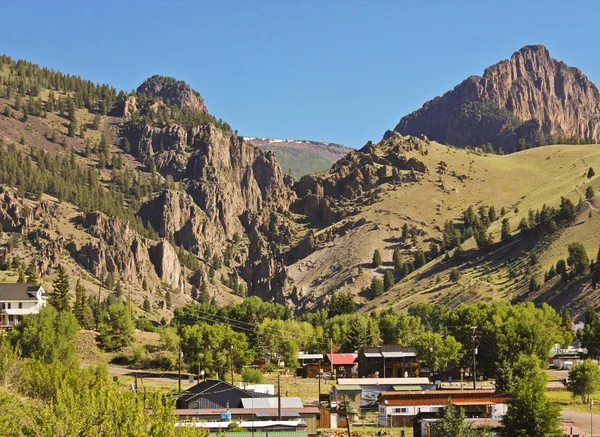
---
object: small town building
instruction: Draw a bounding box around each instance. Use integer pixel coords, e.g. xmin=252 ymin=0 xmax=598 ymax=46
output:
xmin=175 ymin=418 xmax=310 ymax=434
xmin=176 ymin=379 xmax=273 ymax=410
xmin=324 ymin=353 xmax=358 ymax=379
xmin=378 ymin=390 xmax=510 ymax=427
xmin=332 ymin=377 xmax=435 ymax=411
xmin=175 ymin=404 xmax=321 ymax=435
xmin=0 ymin=283 xmax=46 ymax=329
xmin=297 ymin=352 xmax=324 ymax=378
xmin=358 ymin=345 xmax=421 ymax=378
xmin=234 ymin=382 xmax=275 ymax=395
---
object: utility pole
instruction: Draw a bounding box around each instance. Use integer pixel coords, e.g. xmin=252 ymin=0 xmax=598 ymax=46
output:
xmin=178 ymin=345 xmax=183 ymax=393
xmin=591 ymin=397 xmax=594 ymax=437
xmin=470 ymin=326 xmax=478 ymax=390
xmin=343 ymin=394 xmax=352 ymax=437
xmin=96 ymin=285 xmax=101 ymax=331
xmin=330 ymin=338 xmax=334 ymax=377
xmin=277 ymin=373 xmax=282 ymax=421
xmin=230 ymin=345 xmax=234 ymax=385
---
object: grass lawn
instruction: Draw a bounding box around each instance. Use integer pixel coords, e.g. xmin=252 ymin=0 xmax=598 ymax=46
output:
xmin=319 ymin=426 xmax=413 ymax=437
xmin=547 ymin=389 xmax=599 ymax=413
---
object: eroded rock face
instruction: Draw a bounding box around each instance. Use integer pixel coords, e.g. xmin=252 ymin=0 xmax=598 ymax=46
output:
xmin=293 ymin=135 xmax=428 ymax=224
xmin=393 ymin=45 xmax=600 ymax=150
xmin=148 ymin=240 xmax=185 ymax=293
xmin=137 ymin=75 xmax=208 ymax=114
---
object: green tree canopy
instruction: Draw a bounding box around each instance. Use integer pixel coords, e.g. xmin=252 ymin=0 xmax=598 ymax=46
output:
xmin=568 ymin=358 xmax=600 ymax=404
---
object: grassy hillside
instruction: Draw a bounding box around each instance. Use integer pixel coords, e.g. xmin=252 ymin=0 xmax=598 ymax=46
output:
xmin=245 ymin=137 xmax=351 ymax=177
xmin=288 ymin=141 xmax=600 ymax=318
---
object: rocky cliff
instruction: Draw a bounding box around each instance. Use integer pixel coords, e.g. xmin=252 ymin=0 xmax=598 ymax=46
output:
xmin=123 ymin=78 xmax=295 ymax=301
xmin=392 ymin=45 xmax=600 ymax=150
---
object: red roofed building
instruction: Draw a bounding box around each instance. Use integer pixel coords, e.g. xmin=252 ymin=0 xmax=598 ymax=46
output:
xmin=325 ymin=353 xmax=358 ymax=379
xmin=378 ymin=390 xmax=510 ymax=428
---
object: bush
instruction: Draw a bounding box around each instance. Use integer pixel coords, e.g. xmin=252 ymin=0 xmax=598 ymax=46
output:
xmin=241 ymin=367 xmax=263 ymax=383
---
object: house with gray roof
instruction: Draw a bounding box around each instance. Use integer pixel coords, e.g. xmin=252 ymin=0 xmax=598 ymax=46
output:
xmin=0 ymin=283 xmax=47 ymax=328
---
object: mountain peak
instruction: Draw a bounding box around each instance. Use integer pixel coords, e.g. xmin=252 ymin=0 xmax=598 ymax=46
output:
xmin=393 ymin=45 xmax=600 ymax=150
xmin=136 ymin=75 xmax=207 ymax=114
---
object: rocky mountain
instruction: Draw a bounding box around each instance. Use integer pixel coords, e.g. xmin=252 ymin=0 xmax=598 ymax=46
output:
xmin=244 ymin=137 xmax=352 ymax=177
xmin=390 ymin=45 xmax=600 ymax=150
xmin=1 ymin=52 xmax=600 ymax=319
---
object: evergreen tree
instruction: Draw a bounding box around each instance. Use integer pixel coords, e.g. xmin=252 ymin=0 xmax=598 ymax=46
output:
xmin=588 ymin=167 xmax=596 ymax=178
xmin=586 ymin=185 xmax=595 ymax=200
xmin=413 ymin=248 xmax=426 ymax=268
xmin=50 ymin=266 xmax=70 ymax=312
xmin=73 ymin=279 xmax=92 ymax=327
xmin=371 ymin=277 xmax=384 ymax=298
xmin=25 ymin=264 xmax=40 ymax=285
xmin=449 ymin=269 xmax=461 ymax=283
xmin=17 ymin=270 xmax=25 ymax=283
xmin=383 ymin=270 xmax=395 ymax=291
xmin=392 ymin=248 xmax=403 ymax=271
xmin=200 ymin=280 xmax=209 ymax=304
xmin=372 ymin=249 xmax=382 ymax=268
xmin=143 ymin=297 xmax=151 ymax=312
xmin=165 ymin=290 xmax=172 ymax=309
xmin=567 ymin=243 xmax=589 ymax=276
xmin=488 ymin=205 xmax=497 ymax=222
xmin=346 ymin=316 xmax=368 ymax=351
xmin=501 ymin=217 xmax=511 ymax=240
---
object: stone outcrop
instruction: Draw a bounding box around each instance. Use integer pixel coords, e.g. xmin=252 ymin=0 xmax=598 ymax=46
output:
xmin=293 ymin=135 xmax=428 ymax=224
xmin=137 ymin=75 xmax=208 ymax=114
xmin=76 ymin=212 xmax=186 ymax=293
xmin=148 ymin=240 xmax=185 ymax=293
xmin=392 ymin=45 xmax=600 ymax=150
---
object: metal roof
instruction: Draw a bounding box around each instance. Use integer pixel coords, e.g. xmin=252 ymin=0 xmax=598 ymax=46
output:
xmin=392 ymin=385 xmax=425 ymax=391
xmin=175 ymin=407 xmax=320 ymax=416
xmin=333 ymin=385 xmax=362 ymax=391
xmin=363 ymin=352 xmax=383 ymax=358
xmin=326 ymin=353 xmax=357 ymax=365
xmin=297 ymin=353 xmax=323 ymax=360
xmin=241 ymin=397 xmax=304 ymax=409
xmin=337 ymin=377 xmax=430 ymax=385
xmin=381 ymin=351 xmax=416 ymax=358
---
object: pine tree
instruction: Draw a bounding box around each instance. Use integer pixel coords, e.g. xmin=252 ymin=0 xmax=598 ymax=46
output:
xmin=392 ymin=248 xmax=403 ymax=271
xmin=17 ymin=270 xmax=25 ymax=283
xmin=200 ymin=280 xmax=209 ymax=304
xmin=372 ymin=249 xmax=382 ymax=268
xmin=346 ymin=317 xmax=368 ymax=351
xmin=501 ymin=217 xmax=511 ymax=240
xmin=371 ymin=277 xmax=384 ymax=298
xmin=588 ymin=167 xmax=596 ymax=178
xmin=25 ymin=264 xmax=40 ymax=285
xmin=383 ymin=270 xmax=395 ymax=291
xmin=413 ymin=248 xmax=426 ymax=268
xmin=73 ymin=279 xmax=92 ymax=326
xmin=143 ymin=297 xmax=151 ymax=312
xmin=165 ymin=290 xmax=172 ymax=309
xmin=50 ymin=266 xmax=70 ymax=312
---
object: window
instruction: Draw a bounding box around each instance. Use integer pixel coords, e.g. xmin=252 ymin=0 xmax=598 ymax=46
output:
xmin=7 ymin=303 xmax=10 ymax=309
xmin=393 ymin=408 xmax=408 ymax=413
xmin=18 ymin=303 xmax=22 ymax=309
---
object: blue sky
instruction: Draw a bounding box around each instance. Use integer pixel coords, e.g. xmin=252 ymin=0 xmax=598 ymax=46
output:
xmin=2 ymin=1 xmax=599 ymax=148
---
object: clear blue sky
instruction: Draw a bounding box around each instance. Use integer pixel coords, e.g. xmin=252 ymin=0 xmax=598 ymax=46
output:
xmin=2 ymin=0 xmax=599 ymax=148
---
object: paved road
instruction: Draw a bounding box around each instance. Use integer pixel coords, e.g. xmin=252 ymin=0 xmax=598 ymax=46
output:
xmin=562 ymin=410 xmax=600 ymax=435
xmin=81 ymin=363 xmax=193 ymax=384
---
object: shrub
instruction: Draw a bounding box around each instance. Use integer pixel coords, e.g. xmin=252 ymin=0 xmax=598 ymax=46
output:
xmin=241 ymin=367 xmax=263 ymax=383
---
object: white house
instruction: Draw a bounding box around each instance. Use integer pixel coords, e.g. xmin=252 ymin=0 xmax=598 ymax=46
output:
xmin=0 ymin=283 xmax=47 ymax=328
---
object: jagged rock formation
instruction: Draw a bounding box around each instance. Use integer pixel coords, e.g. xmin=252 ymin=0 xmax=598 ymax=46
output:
xmin=391 ymin=45 xmax=600 ymax=150
xmin=123 ymin=77 xmax=296 ymax=301
xmin=137 ymin=75 xmax=208 ymax=114
xmin=76 ymin=212 xmax=186 ymax=293
xmin=293 ymin=135 xmax=428 ymax=224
